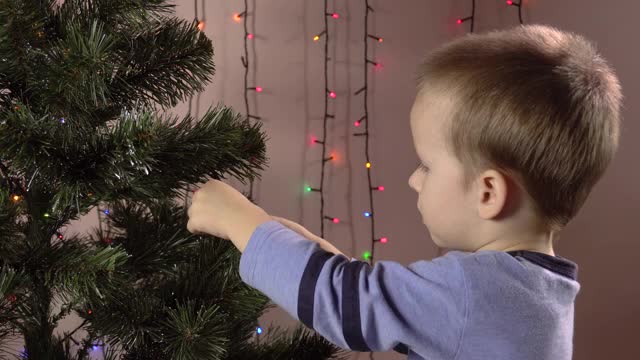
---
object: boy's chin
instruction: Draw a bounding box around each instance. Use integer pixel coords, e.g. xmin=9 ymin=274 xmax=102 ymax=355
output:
xmin=429 ymin=233 xmax=445 ymax=248
xmin=430 ymin=235 xmax=457 ymax=253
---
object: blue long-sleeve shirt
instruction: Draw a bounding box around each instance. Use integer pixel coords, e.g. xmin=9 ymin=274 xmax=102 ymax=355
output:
xmin=239 ymin=220 xmax=580 ymax=360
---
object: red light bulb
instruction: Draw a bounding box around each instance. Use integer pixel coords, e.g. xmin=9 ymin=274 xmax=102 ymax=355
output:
xmin=332 ymin=13 xmax=340 ymax=19
xmin=507 ymin=0 xmax=513 ymax=4
xmin=378 ymin=186 xmax=385 ymax=191
xmin=329 ymin=91 xmax=336 ymax=98
xmin=457 ymin=19 xmax=463 ymax=24
xmin=354 ymin=121 xmax=360 ymax=127
xmin=378 ymin=37 xmax=384 ymax=43
xmin=247 ymin=33 xmax=254 ymax=39
xmin=256 ymin=86 xmax=263 ymax=92
xmin=380 ymin=237 xmax=388 ymax=244
xmin=333 ymin=217 xmax=340 ymax=224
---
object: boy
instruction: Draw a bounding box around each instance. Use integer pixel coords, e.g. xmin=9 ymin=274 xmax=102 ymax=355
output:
xmin=187 ymin=24 xmax=622 ymax=359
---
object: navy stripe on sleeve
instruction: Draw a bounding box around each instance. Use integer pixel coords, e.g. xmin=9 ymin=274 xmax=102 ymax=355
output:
xmin=394 ymin=343 xmax=410 ymax=354
xmin=298 ymin=251 xmax=333 ymax=329
xmin=298 ymin=251 xmax=411 ymax=354
xmin=342 ymin=261 xmax=372 ymax=351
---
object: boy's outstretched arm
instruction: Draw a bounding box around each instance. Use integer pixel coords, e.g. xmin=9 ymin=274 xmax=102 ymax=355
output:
xmin=270 ymin=216 xmax=346 ymax=257
xmin=239 ymin=220 xmax=468 ymax=358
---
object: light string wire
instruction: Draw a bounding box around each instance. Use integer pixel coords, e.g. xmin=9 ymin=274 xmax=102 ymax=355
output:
xmin=307 ymin=0 xmax=340 ymax=238
xmin=355 ymin=0 xmax=386 ymax=267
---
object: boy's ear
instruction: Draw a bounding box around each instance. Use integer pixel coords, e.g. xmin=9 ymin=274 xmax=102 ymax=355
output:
xmin=476 ymin=169 xmax=509 ymax=220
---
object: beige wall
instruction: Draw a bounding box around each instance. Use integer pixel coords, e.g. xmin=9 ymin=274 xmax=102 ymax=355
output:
xmin=13 ymin=0 xmax=638 ymax=359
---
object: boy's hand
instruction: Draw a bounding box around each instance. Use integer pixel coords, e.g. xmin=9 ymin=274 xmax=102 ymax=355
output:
xmin=186 ymin=179 xmax=271 ymax=252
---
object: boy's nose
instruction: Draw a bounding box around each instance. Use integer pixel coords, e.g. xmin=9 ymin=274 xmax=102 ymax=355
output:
xmin=408 ymin=173 xmax=418 ymax=192
xmin=409 ymin=170 xmax=419 ymax=192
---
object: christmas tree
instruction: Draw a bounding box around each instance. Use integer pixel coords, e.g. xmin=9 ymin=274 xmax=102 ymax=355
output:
xmin=0 ymin=1 xmax=347 ymax=359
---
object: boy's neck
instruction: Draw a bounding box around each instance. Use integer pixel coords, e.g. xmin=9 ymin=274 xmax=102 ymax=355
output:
xmin=474 ymin=231 xmax=556 ymax=256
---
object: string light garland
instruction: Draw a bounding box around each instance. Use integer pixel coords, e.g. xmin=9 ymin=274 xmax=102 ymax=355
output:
xmin=456 ymin=0 xmax=476 ymax=32
xmin=235 ymin=0 xmax=263 ymax=201
xmin=190 ymin=0 xmax=205 ymax=118
xmin=457 ymin=1 xmax=524 ymax=32
xmin=358 ymin=7 xmax=395 ymax=360
xmin=506 ymin=0 xmax=524 ymax=24
xmin=354 ymin=0 xmax=386 ymax=266
xmin=306 ymin=0 xmax=340 ymax=238
xmin=235 ymin=0 xmax=266 ymax=340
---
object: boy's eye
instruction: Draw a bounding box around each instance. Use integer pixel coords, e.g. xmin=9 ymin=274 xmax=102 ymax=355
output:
xmin=418 ymin=163 xmax=429 ymax=172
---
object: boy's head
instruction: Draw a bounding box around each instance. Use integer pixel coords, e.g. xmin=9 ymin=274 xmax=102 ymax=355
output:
xmin=408 ymin=24 xmax=622 ymax=252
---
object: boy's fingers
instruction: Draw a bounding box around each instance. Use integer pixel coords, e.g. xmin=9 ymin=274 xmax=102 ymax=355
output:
xmin=186 ymin=219 xmax=202 ymax=234
xmin=187 ymin=203 xmax=194 ymax=218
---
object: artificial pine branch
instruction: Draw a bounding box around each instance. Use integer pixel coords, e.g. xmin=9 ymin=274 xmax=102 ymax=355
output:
xmin=0 ymin=0 xmax=345 ymax=359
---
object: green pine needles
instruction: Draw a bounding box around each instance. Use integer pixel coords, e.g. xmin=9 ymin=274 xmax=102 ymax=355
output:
xmin=0 ymin=1 xmax=347 ymax=359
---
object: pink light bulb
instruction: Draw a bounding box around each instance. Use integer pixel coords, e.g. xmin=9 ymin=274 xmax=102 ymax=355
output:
xmin=332 ymin=13 xmax=339 ymax=19
xmin=354 ymin=121 xmax=360 ymax=127
xmin=329 ymin=91 xmax=336 ymax=98
xmin=333 ymin=217 xmax=340 ymax=224
xmin=378 ymin=186 xmax=385 ymax=191
xmin=457 ymin=19 xmax=463 ymax=24
xmin=256 ymin=86 xmax=263 ymax=92
xmin=380 ymin=237 xmax=388 ymax=243
xmin=247 ymin=33 xmax=254 ymax=39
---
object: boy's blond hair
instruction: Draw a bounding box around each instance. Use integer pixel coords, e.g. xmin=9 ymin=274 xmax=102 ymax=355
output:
xmin=416 ymin=24 xmax=623 ymax=233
